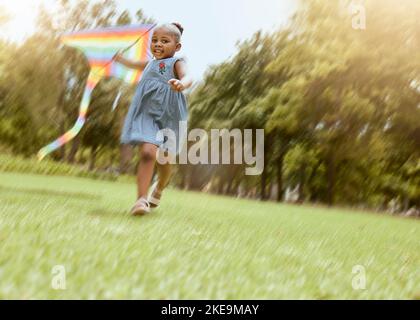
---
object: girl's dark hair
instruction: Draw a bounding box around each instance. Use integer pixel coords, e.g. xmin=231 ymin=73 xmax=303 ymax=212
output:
xmin=172 ymin=22 xmax=184 ymax=35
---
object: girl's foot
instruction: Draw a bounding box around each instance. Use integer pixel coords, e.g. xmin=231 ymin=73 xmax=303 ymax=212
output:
xmin=148 ymin=181 xmax=162 ymax=208
xmin=130 ymin=197 xmax=151 ymax=216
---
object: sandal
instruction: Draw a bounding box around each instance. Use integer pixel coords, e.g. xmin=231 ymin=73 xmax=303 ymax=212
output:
xmin=130 ymin=197 xmax=151 ymax=216
xmin=148 ymin=181 xmax=162 ymax=209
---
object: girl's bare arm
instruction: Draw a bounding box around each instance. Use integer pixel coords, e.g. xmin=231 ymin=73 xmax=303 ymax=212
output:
xmin=114 ymin=53 xmax=148 ymax=70
xmin=168 ymin=59 xmax=193 ymax=92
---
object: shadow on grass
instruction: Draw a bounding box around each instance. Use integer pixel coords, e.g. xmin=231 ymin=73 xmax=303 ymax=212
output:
xmin=88 ymin=208 xmax=124 ymax=218
xmin=88 ymin=208 xmax=161 ymax=220
xmin=0 ymin=185 xmax=101 ymax=200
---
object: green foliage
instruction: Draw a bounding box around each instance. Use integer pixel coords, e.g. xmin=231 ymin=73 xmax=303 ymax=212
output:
xmin=0 ymin=154 xmax=119 ymax=181
xmin=0 ymin=0 xmax=418 ymax=210
xmin=0 ymin=1 xmax=154 ymax=165
xmin=182 ymin=0 xmax=420 ymax=208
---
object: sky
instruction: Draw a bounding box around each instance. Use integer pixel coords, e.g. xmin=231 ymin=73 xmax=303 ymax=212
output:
xmin=0 ymin=0 xmax=297 ymax=81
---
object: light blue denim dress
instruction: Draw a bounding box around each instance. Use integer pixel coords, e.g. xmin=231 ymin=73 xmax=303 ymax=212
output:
xmin=120 ymin=56 xmax=188 ymax=153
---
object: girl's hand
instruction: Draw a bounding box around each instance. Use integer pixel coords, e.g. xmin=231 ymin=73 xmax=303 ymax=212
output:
xmin=168 ymin=79 xmax=185 ymax=92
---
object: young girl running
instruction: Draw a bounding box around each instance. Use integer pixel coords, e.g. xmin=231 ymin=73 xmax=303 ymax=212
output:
xmin=115 ymin=22 xmax=192 ymax=216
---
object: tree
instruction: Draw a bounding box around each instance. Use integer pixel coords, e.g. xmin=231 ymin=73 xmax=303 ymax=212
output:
xmin=183 ymin=0 xmax=420 ymax=209
xmin=0 ymin=0 xmax=155 ymax=164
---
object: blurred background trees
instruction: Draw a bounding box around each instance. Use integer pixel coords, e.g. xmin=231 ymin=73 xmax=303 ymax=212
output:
xmin=0 ymin=0 xmax=419 ymax=211
xmin=0 ymin=0 xmax=155 ymax=163
xmin=182 ymin=0 xmax=420 ymax=210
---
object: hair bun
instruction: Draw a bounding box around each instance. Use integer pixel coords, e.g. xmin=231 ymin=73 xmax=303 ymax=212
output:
xmin=172 ymin=22 xmax=184 ymax=35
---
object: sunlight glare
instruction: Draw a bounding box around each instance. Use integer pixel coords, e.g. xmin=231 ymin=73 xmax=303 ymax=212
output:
xmin=0 ymin=0 xmax=42 ymax=42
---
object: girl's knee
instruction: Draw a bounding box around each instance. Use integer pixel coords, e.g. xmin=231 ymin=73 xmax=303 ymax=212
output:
xmin=140 ymin=145 xmax=157 ymax=162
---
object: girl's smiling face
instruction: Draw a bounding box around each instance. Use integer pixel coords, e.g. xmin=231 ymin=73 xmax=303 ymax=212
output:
xmin=151 ymin=27 xmax=181 ymax=60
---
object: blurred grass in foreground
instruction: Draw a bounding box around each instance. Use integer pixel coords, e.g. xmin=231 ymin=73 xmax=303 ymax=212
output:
xmin=0 ymin=172 xmax=419 ymax=299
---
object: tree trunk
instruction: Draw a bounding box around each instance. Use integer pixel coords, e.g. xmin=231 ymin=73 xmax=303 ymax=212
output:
xmin=217 ymin=172 xmax=225 ymax=194
xmin=403 ymin=195 xmax=410 ymax=212
xmin=67 ymin=135 xmax=80 ymax=164
xmin=188 ymin=166 xmax=205 ymax=191
xmin=277 ymin=153 xmax=284 ymax=202
xmin=297 ymin=163 xmax=306 ymax=203
xmin=109 ymin=152 xmax=115 ymax=169
xmin=89 ymin=146 xmax=97 ymax=171
xmin=232 ymin=179 xmax=241 ymax=197
xmin=180 ymin=167 xmax=187 ymax=189
xmin=260 ymin=141 xmax=268 ymax=200
xmin=58 ymin=120 xmax=66 ymax=161
xmin=326 ymin=153 xmax=336 ymax=206
xmin=56 ymin=75 xmax=67 ymax=162
xmin=226 ymin=178 xmax=234 ymax=195
xmin=307 ymin=160 xmax=321 ymax=202
xmin=260 ymin=166 xmax=267 ymax=200
xmin=226 ymin=165 xmax=240 ymax=195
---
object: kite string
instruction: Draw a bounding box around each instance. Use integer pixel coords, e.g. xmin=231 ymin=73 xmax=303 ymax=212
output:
xmin=109 ymin=23 xmax=157 ymax=67
xmin=88 ymin=23 xmax=157 ymax=84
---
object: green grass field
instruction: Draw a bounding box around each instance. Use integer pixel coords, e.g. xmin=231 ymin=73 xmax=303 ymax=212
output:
xmin=0 ymin=172 xmax=419 ymax=299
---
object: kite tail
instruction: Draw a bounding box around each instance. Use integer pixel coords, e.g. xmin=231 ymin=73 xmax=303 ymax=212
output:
xmin=37 ymin=70 xmax=101 ymax=161
xmin=37 ymin=116 xmax=86 ymax=161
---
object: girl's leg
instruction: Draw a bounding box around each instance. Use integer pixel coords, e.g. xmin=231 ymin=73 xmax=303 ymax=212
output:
xmin=155 ymin=149 xmax=176 ymax=192
xmin=156 ymin=162 xmax=172 ymax=192
xmin=148 ymin=162 xmax=171 ymax=208
xmin=136 ymin=143 xmax=158 ymax=199
xmin=148 ymin=150 xmax=174 ymax=208
xmin=120 ymin=144 xmax=133 ymax=174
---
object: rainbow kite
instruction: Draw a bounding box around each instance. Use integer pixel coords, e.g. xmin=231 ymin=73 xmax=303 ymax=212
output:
xmin=37 ymin=24 xmax=156 ymax=160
